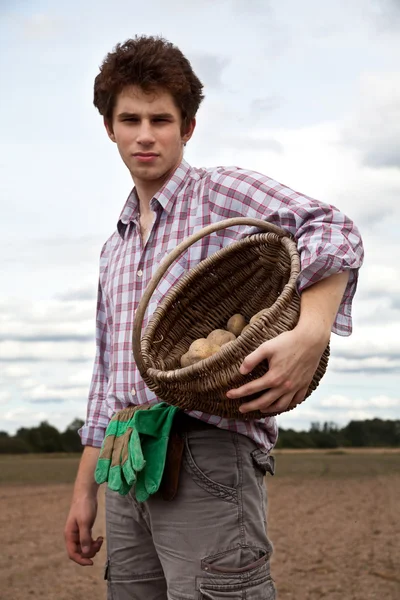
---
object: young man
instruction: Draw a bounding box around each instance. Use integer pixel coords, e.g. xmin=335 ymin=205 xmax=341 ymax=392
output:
xmin=65 ymin=36 xmax=363 ymax=599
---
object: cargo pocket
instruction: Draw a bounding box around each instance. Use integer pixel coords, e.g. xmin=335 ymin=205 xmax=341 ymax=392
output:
xmin=251 ymin=449 xmax=275 ymax=477
xmin=183 ymin=430 xmax=239 ymax=504
xmin=198 ymin=545 xmax=276 ymax=599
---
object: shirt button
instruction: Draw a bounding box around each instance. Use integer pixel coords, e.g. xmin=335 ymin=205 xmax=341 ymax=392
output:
xmin=131 ymin=388 xmax=136 ymax=396
xmin=137 ymin=270 xmax=143 ymax=278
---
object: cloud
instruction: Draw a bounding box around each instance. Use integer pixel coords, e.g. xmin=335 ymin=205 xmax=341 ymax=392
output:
xmin=342 ymin=72 xmax=400 ymax=170
xmin=329 ymin=360 xmax=400 ymax=375
xmin=0 ymin=390 xmax=11 ymax=405
xmin=0 ymin=405 xmax=86 ymax=435
xmin=250 ymin=96 xmax=282 ymax=117
xmin=189 ymin=53 xmax=230 ymax=89
xmin=29 ymin=398 xmax=66 ymax=404
xmin=0 ymin=333 xmax=94 ymax=343
xmin=231 ymin=0 xmax=269 ymax=11
xmin=277 ymin=391 xmax=400 ymax=430
xmin=1 ymin=365 xmax=32 ymax=380
xmin=22 ymin=14 xmax=66 ymax=39
xmin=0 ymin=294 xmax=95 ymax=368
xmin=320 ymin=394 xmax=400 ymax=409
xmin=372 ymin=0 xmax=400 ymax=30
xmin=56 ymin=287 xmax=97 ymax=302
xmin=356 ymin=265 xmax=400 ymax=301
xmin=329 ymin=318 xmax=400 ymax=375
xmin=22 ymin=382 xmax=89 ymax=402
xmin=0 ymin=340 xmax=93 ymax=363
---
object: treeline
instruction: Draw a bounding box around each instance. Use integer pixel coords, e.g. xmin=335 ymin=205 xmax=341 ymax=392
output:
xmin=0 ymin=419 xmax=85 ymax=454
xmin=276 ymin=419 xmax=400 ymax=449
xmin=0 ymin=418 xmax=399 ymax=454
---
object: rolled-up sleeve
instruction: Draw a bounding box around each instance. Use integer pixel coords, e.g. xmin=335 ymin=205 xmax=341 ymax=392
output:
xmin=293 ymin=204 xmax=363 ymax=335
xmin=209 ymin=169 xmax=364 ymax=336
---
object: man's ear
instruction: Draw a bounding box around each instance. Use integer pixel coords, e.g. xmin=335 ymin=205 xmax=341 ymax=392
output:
xmin=182 ymin=118 xmax=196 ymax=146
xmin=104 ymin=118 xmax=116 ymax=143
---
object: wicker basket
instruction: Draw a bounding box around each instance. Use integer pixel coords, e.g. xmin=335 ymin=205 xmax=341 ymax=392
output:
xmin=132 ymin=217 xmax=329 ymax=420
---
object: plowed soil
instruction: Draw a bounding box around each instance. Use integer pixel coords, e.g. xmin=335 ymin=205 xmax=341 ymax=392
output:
xmin=0 ymin=451 xmax=399 ymax=600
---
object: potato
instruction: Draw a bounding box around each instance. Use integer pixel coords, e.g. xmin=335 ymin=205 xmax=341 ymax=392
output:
xmin=226 ymin=314 xmax=247 ymax=336
xmin=180 ymin=352 xmax=192 ymax=368
xmin=207 ymin=329 xmax=236 ymax=346
xmin=180 ymin=338 xmax=221 ymax=367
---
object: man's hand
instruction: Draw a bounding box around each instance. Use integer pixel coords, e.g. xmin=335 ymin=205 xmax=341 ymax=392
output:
xmin=64 ymin=495 xmax=103 ymax=566
xmin=227 ymin=271 xmax=350 ymax=415
xmin=226 ymin=324 xmax=328 ymax=414
xmin=64 ymin=445 xmax=102 ymax=566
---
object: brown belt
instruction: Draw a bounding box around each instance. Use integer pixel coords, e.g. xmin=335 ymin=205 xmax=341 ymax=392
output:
xmin=159 ymin=413 xmax=216 ymax=501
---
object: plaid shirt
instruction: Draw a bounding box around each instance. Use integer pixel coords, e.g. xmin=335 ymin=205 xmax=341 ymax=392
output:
xmin=80 ymin=160 xmax=364 ymax=449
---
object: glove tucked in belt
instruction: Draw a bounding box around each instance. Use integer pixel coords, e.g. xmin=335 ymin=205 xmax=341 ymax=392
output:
xmin=95 ymin=402 xmax=179 ymax=501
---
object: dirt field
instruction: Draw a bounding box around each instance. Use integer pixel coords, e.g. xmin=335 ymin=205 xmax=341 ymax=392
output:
xmin=0 ymin=451 xmax=399 ymax=600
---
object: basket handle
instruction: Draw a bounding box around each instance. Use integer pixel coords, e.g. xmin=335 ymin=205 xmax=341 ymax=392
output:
xmin=132 ymin=217 xmax=289 ymax=373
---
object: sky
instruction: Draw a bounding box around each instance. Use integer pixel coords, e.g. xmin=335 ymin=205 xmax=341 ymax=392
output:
xmin=1 ymin=0 xmax=399 ymax=435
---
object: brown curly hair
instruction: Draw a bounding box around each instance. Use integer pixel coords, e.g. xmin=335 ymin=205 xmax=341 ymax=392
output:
xmin=93 ymin=35 xmax=204 ymax=132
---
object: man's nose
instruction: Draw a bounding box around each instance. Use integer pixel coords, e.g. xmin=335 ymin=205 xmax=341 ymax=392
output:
xmin=136 ymin=121 xmax=156 ymax=145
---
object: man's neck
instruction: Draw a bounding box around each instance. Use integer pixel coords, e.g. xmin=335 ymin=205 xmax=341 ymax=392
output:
xmin=133 ymin=157 xmax=183 ymax=216
xmin=136 ymin=181 xmax=163 ymax=217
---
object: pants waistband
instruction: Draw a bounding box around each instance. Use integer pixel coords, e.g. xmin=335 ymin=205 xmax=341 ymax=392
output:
xmin=173 ymin=412 xmax=218 ymax=434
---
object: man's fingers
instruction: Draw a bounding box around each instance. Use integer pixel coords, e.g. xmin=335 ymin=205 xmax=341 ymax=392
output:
xmin=65 ymin=517 xmax=103 ymax=565
xmin=239 ymin=389 xmax=293 ymax=414
xmin=80 ymin=525 xmax=95 ymax=555
xmin=227 ymin=369 xmax=289 ymax=399
xmin=260 ymin=393 xmax=294 ymax=415
xmin=70 ymin=552 xmax=95 ymax=566
xmin=239 ymin=342 xmax=272 ymax=375
xmin=65 ymin=527 xmax=94 ymax=566
xmin=289 ymin=388 xmax=308 ymax=409
xmin=82 ymin=536 xmax=104 ymax=558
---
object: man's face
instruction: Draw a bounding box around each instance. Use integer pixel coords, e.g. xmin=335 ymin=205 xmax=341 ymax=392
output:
xmin=106 ymin=85 xmax=195 ymax=186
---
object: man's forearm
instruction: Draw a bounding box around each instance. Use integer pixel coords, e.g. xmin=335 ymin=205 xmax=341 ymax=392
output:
xmin=296 ymin=271 xmax=350 ymax=341
xmin=73 ymin=446 xmax=101 ymax=499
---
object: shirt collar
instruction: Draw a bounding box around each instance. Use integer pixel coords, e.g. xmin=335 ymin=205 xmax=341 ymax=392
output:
xmin=117 ymin=159 xmax=192 ymax=239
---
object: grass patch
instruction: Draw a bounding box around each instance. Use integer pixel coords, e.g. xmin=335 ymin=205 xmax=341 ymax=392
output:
xmin=270 ymin=451 xmax=400 ymax=479
xmin=0 ymin=454 xmax=81 ymax=485
xmin=0 ymin=449 xmax=399 ymax=486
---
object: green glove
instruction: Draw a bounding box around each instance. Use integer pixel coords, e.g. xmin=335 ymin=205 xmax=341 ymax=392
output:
xmin=132 ymin=403 xmax=179 ymax=502
xmin=95 ymin=406 xmax=145 ymax=495
xmin=95 ymin=402 xmax=179 ymax=500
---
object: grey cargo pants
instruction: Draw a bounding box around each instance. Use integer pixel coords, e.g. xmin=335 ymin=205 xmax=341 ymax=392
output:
xmin=104 ymin=421 xmax=276 ymax=599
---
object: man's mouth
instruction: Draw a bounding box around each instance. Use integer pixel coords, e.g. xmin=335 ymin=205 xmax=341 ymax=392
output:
xmin=133 ymin=152 xmax=159 ymax=162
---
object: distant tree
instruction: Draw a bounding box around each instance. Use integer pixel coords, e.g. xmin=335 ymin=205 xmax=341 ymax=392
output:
xmin=276 ymin=428 xmax=316 ymax=449
xmin=342 ymin=420 xmax=369 ymax=447
xmin=61 ymin=419 xmax=84 ymax=453
xmin=16 ymin=421 xmax=63 ymax=453
xmin=0 ymin=435 xmax=31 ymax=454
xmin=309 ymin=429 xmax=339 ymax=449
xmin=310 ymin=422 xmax=321 ymax=433
xmin=3 ymin=417 xmax=399 ymax=454
xmin=65 ymin=418 xmax=85 ymax=432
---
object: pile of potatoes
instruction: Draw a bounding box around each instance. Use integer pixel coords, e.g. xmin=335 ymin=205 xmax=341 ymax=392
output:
xmin=180 ymin=311 xmax=264 ymax=367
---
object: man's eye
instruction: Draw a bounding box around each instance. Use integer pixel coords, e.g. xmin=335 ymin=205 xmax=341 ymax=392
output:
xmin=153 ymin=118 xmax=168 ymax=123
